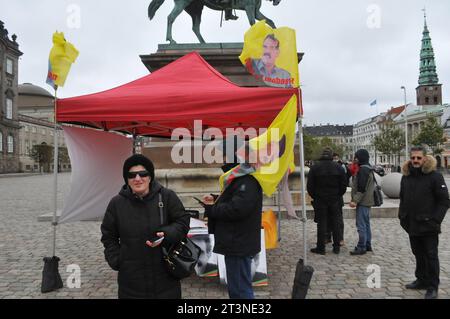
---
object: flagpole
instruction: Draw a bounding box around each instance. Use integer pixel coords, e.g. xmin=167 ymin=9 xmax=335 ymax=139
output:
xmin=51 ymin=87 xmax=59 ymax=257
xmin=41 ymin=31 xmax=78 ymax=293
xmin=297 ymin=92 xmax=308 ymax=266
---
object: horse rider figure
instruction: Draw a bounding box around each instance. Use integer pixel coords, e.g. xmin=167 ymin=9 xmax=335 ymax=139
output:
xmin=219 ymin=0 xmax=238 ymax=20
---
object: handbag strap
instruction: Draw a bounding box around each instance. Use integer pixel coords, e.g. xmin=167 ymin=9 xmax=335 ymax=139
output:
xmin=368 ymin=169 xmax=379 ymax=187
xmin=361 ymin=164 xmax=379 ymax=187
xmin=372 ymin=171 xmax=379 ymax=186
xmin=158 ymin=190 xmax=164 ymax=226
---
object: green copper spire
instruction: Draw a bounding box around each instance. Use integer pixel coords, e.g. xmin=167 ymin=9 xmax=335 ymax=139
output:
xmin=418 ymin=9 xmax=439 ymax=85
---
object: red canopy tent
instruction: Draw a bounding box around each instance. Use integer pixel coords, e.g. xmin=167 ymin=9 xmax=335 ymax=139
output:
xmin=46 ymin=53 xmax=310 ymax=294
xmin=56 ymin=52 xmax=299 ymax=136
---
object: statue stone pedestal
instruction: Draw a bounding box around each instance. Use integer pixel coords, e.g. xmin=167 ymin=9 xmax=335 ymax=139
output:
xmin=140 ymin=43 xmax=304 ymax=87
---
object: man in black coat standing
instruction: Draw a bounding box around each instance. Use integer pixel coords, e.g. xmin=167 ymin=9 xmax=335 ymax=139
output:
xmin=307 ymin=147 xmax=348 ymax=255
xmin=399 ymin=146 xmax=449 ymax=299
xmin=202 ymin=137 xmax=263 ymax=299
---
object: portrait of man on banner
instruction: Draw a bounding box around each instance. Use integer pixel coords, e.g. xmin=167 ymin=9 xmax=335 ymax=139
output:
xmin=240 ymin=21 xmax=299 ymax=89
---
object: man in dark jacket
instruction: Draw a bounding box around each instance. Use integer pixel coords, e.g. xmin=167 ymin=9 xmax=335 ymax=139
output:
xmin=202 ymin=137 xmax=263 ymax=299
xmin=325 ymin=153 xmax=348 ymax=246
xmin=307 ymin=147 xmax=347 ymax=255
xmin=101 ymin=154 xmax=190 ymax=299
xmin=349 ymin=149 xmax=375 ymax=255
xmin=399 ymin=146 xmax=449 ymax=299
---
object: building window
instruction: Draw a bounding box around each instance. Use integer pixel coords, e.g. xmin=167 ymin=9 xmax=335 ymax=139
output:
xmin=42 ymin=129 xmax=46 ymax=135
xmin=25 ymin=140 xmax=30 ymax=155
xmin=7 ymin=135 xmax=14 ymax=153
xmin=25 ymin=125 xmax=29 ymax=132
xmin=6 ymin=58 xmax=14 ymax=74
xmin=32 ymin=126 xmax=37 ymax=133
xmin=0 ymin=132 xmax=3 ymax=152
xmin=434 ymin=97 xmax=438 ymax=104
xmin=6 ymin=98 xmax=13 ymax=119
xmin=425 ymin=97 xmax=430 ymax=104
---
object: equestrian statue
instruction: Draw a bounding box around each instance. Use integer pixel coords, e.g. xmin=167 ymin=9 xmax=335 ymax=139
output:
xmin=148 ymin=0 xmax=282 ymax=44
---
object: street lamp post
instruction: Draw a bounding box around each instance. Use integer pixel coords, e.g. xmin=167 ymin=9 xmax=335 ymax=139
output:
xmin=401 ymin=86 xmax=408 ymax=161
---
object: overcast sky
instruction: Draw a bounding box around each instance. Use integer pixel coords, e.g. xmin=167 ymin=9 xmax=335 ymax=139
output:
xmin=2 ymin=0 xmax=449 ymax=126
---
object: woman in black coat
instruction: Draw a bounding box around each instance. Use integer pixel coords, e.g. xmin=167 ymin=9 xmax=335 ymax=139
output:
xmin=101 ymin=155 xmax=190 ymax=299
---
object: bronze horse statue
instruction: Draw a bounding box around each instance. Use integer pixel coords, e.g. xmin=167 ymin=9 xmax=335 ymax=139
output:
xmin=148 ymin=0 xmax=282 ymax=44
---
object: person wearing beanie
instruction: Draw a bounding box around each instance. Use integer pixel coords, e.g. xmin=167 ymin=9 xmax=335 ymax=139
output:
xmin=202 ymin=136 xmax=263 ymax=299
xmin=307 ymin=147 xmax=348 ymax=255
xmin=349 ymin=149 xmax=375 ymax=255
xmin=100 ymin=154 xmax=190 ymax=299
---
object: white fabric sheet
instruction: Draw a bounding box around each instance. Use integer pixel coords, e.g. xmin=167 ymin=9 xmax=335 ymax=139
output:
xmin=59 ymin=126 xmax=133 ymax=223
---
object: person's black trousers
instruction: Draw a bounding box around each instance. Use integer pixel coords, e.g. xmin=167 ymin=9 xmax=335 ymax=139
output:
xmin=326 ymin=206 xmax=344 ymax=243
xmin=314 ymin=201 xmax=340 ymax=251
xmin=409 ymin=235 xmax=440 ymax=290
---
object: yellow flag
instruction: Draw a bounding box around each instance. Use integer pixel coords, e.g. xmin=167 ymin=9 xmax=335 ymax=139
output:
xmin=46 ymin=32 xmax=79 ymax=88
xmin=219 ymin=95 xmax=297 ymax=196
xmin=240 ymin=20 xmax=299 ymax=88
xmin=249 ymin=94 xmax=297 ymax=196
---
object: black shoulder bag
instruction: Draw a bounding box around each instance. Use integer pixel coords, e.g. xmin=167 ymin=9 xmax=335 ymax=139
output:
xmin=372 ymin=172 xmax=384 ymax=207
xmin=158 ymin=191 xmax=201 ymax=279
xmin=361 ymin=165 xmax=383 ymax=207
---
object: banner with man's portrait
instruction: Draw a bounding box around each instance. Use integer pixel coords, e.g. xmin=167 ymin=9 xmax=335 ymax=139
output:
xmin=240 ymin=20 xmax=299 ymax=89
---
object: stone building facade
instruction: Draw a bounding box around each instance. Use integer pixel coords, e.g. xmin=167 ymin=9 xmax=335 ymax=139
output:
xmin=0 ymin=21 xmax=22 ymax=173
xmin=303 ymin=124 xmax=354 ymax=161
xmin=17 ymin=83 xmax=69 ymax=172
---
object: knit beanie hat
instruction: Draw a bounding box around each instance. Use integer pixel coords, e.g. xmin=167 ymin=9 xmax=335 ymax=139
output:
xmin=122 ymin=154 xmax=155 ymax=184
xmin=355 ymin=149 xmax=370 ymax=165
xmin=219 ymin=135 xmax=245 ymax=164
xmin=321 ymin=147 xmax=334 ymax=160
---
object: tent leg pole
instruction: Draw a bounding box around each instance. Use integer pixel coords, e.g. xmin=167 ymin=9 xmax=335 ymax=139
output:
xmin=298 ymin=119 xmax=308 ymax=266
xmin=51 ymin=127 xmax=58 ymax=256
xmin=51 ymin=88 xmax=59 ymax=257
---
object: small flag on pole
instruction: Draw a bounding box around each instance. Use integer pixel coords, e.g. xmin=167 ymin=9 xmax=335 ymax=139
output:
xmin=239 ymin=20 xmax=300 ymax=89
xmin=46 ymin=32 xmax=79 ymax=88
xmin=370 ymin=99 xmax=377 ymax=106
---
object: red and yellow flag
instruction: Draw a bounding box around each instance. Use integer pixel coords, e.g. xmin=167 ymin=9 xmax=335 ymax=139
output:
xmin=240 ymin=20 xmax=300 ymax=89
xmin=46 ymin=32 xmax=79 ymax=88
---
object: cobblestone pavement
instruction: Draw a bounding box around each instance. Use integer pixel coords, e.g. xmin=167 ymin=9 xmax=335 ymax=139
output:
xmin=0 ymin=173 xmax=449 ymax=299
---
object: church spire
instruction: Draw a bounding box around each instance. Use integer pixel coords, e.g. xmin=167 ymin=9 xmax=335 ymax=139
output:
xmin=416 ymin=9 xmax=442 ymax=106
xmin=418 ymin=8 xmax=439 ymax=85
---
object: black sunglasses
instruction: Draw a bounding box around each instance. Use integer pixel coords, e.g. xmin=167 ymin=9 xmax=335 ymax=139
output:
xmin=410 ymin=156 xmax=423 ymax=160
xmin=127 ymin=170 xmax=150 ymax=179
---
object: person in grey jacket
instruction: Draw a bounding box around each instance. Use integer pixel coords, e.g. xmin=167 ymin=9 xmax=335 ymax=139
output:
xmin=349 ymin=149 xmax=375 ymax=255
